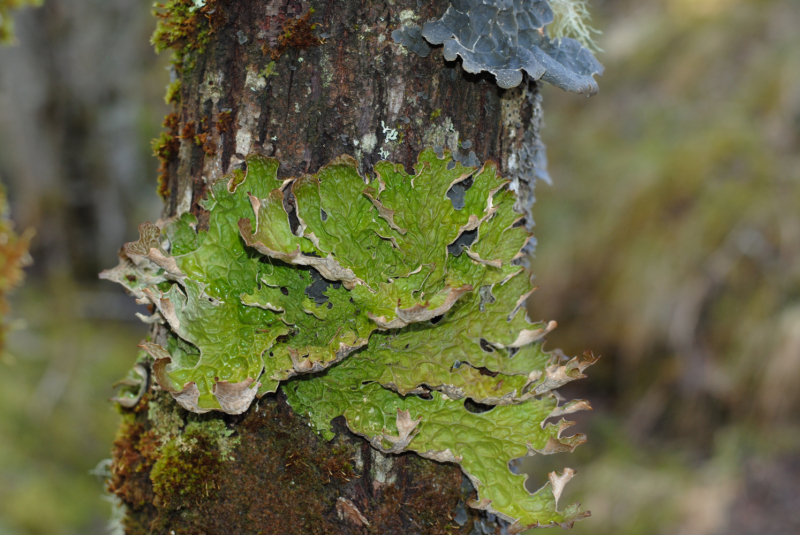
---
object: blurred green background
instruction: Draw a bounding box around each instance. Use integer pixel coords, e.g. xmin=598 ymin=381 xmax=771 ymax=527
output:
xmin=0 ymin=0 xmax=798 ymax=534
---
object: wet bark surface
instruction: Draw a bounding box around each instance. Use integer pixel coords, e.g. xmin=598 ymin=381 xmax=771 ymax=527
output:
xmin=111 ymin=0 xmax=542 ymax=533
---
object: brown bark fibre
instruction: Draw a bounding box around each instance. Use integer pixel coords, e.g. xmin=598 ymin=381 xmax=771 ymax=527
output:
xmin=111 ymin=0 xmax=544 ymax=532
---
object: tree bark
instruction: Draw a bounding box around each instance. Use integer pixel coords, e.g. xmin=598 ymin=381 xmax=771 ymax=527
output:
xmin=110 ymin=0 xmax=547 ymax=533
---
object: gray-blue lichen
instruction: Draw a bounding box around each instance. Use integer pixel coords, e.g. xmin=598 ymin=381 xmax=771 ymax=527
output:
xmin=393 ymin=0 xmax=603 ymax=93
xmin=391 ymin=24 xmax=432 ymax=58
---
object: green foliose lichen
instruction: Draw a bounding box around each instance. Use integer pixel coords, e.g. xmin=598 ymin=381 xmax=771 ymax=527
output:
xmin=102 ymin=149 xmax=595 ymax=530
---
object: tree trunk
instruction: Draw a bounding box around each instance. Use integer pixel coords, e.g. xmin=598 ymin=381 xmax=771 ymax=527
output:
xmin=110 ymin=0 xmax=547 ymax=533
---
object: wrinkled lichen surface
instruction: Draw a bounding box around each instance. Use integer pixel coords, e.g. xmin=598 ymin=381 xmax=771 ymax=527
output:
xmin=104 ymin=148 xmax=594 ymax=530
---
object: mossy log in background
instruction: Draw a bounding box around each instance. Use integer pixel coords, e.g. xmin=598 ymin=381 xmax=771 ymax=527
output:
xmin=111 ymin=0 xmax=551 ymax=532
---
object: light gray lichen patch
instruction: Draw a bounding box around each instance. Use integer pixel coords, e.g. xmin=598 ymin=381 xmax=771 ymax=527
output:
xmin=245 ymin=68 xmax=266 ymax=92
xmin=200 ymin=70 xmax=224 ymax=105
xmin=423 ymin=116 xmax=459 ymax=157
xmin=361 ymin=132 xmax=378 ymax=153
xmin=409 ymin=0 xmax=603 ymax=94
xmin=422 ymin=116 xmax=480 ymax=169
xmin=381 ymin=121 xmax=399 ymax=142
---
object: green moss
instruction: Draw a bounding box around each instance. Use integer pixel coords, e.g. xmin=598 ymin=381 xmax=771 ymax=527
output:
xmin=164 ymin=79 xmax=181 ymax=105
xmin=110 ymin=386 xmax=487 ymax=533
xmin=149 ymin=422 xmax=226 ymax=510
xmin=216 ymin=110 xmax=233 ymax=133
xmin=151 ymin=131 xmax=177 ymax=161
xmin=151 ymin=113 xmax=180 ymax=199
xmin=138 ymin=395 xmax=240 ymax=511
xmin=259 ymin=61 xmax=278 ymax=79
xmin=146 ymin=397 xmax=184 ymax=440
xmin=268 ymin=9 xmax=322 ymax=60
xmin=151 ymin=0 xmax=223 ymax=70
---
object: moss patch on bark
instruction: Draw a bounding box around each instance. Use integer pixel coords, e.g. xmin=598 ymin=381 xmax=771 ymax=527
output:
xmin=109 ymin=387 xmax=486 ymax=534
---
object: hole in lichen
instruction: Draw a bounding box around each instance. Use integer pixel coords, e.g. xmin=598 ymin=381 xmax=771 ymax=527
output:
xmin=447 ymin=228 xmax=478 ymax=256
xmin=280 ymin=287 xmax=289 ymax=296
xmin=479 ymin=339 xmax=494 ymax=353
xmin=478 ymin=367 xmax=499 ymax=377
xmin=451 ymin=360 xmax=462 ymax=371
xmin=447 ymin=160 xmax=456 ymax=170
xmin=512 ymin=217 xmax=526 ymax=228
xmin=320 ymin=208 xmax=328 ymax=221
xmin=464 ymin=398 xmax=495 ymax=414
xmin=414 ymin=391 xmax=433 ymax=400
xmin=283 ymin=188 xmax=301 ymax=235
xmin=508 ymin=458 xmax=523 ymax=475
xmin=304 ymin=268 xmax=341 ymax=306
xmin=446 ymin=176 xmax=473 ymax=211
xmin=430 ymin=314 xmax=444 ymax=325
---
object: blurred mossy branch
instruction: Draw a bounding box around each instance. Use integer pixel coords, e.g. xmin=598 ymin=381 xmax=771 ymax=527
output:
xmin=0 ymin=184 xmax=32 ymax=357
xmin=0 ymin=0 xmax=41 ymax=44
xmin=527 ymin=1 xmax=800 ymax=532
xmin=539 ymin=0 xmax=800 ymax=434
